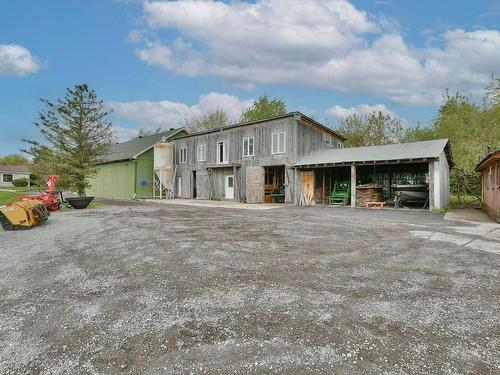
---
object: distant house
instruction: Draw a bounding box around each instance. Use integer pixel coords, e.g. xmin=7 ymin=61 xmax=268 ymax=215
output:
xmin=0 ymin=165 xmax=31 ymax=187
xmin=476 ymin=150 xmax=500 ymax=222
xmin=87 ymin=128 xmax=188 ymax=199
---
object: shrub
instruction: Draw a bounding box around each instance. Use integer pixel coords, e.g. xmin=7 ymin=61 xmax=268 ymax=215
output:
xmin=12 ymin=178 xmax=29 ymax=187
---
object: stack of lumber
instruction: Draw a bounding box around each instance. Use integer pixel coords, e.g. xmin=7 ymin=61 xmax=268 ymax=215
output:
xmin=314 ymin=187 xmax=329 ymax=204
xmin=356 ymin=184 xmax=384 ymax=206
xmin=300 ymin=191 xmax=316 ymax=206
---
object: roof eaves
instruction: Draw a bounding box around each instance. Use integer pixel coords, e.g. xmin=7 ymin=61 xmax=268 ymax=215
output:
xmin=296 ymin=112 xmax=346 ymax=141
xmin=174 ymin=112 xmax=299 ymax=139
xmin=475 ymin=149 xmax=500 ymax=171
xmin=130 ymin=127 xmax=187 ymax=159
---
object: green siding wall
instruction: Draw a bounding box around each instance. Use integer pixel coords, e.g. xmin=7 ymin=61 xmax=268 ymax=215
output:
xmin=135 ymin=148 xmax=154 ymax=199
xmin=87 ymin=160 xmax=135 ymax=199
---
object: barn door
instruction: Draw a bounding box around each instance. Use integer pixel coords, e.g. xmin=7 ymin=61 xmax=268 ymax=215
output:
xmin=300 ymin=170 xmax=315 ymax=206
xmin=245 ymin=166 xmax=265 ymax=203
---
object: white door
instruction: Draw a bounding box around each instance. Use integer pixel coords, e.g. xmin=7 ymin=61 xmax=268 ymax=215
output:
xmin=177 ymin=176 xmax=182 ymax=197
xmin=225 ymin=175 xmax=234 ymax=200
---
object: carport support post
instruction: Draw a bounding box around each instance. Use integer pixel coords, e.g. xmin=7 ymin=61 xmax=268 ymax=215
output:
xmin=350 ymin=164 xmax=356 ymax=208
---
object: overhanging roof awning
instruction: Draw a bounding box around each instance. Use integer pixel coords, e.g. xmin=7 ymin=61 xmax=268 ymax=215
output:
xmin=205 ymin=163 xmax=241 ymax=169
xmin=475 ymin=150 xmax=500 ymax=171
xmin=295 ymin=139 xmax=452 ymax=168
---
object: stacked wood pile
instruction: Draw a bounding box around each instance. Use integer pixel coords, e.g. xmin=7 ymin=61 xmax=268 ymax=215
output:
xmin=314 ymin=187 xmax=330 ymax=204
xmin=356 ymin=184 xmax=384 ymax=206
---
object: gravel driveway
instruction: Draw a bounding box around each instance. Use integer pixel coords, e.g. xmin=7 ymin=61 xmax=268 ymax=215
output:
xmin=0 ymin=201 xmax=499 ymax=374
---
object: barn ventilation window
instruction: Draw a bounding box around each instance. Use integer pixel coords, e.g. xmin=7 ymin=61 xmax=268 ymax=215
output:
xmin=272 ymin=132 xmax=285 ymax=154
xmin=243 ymin=137 xmax=254 ymax=157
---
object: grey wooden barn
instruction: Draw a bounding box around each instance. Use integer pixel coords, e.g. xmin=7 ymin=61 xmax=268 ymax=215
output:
xmin=172 ymin=112 xmax=452 ymax=210
xmin=172 ymin=112 xmax=345 ymax=203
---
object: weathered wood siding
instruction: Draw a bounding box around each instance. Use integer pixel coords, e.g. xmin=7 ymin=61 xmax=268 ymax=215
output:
xmin=479 ymin=157 xmax=500 ymax=222
xmin=174 ymin=114 xmax=344 ymax=203
xmin=296 ymin=119 xmax=341 ymax=157
xmin=246 ymin=166 xmax=265 ymax=203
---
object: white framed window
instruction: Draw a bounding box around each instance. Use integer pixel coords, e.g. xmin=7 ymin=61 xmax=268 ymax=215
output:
xmin=2 ymin=173 xmax=13 ymax=183
xmin=217 ymin=141 xmax=229 ymax=164
xmin=197 ymin=144 xmax=206 ymax=162
xmin=242 ymin=137 xmax=254 ymax=157
xmin=337 ymin=143 xmax=344 ymax=149
xmin=179 ymin=147 xmax=187 ymax=163
xmin=271 ymin=132 xmax=285 ymax=154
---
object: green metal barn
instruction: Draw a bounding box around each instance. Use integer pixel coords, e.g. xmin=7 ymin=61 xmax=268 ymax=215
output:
xmin=87 ymin=128 xmax=187 ymax=199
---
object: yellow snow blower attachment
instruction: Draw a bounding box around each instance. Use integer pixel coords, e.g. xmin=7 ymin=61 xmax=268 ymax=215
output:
xmin=0 ymin=200 xmax=50 ymax=231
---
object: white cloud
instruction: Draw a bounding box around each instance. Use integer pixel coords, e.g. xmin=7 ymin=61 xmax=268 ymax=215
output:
xmin=327 ymin=103 xmax=409 ymax=128
xmin=327 ymin=103 xmax=396 ymax=119
xmin=135 ymin=0 xmax=500 ymax=105
xmin=112 ymin=125 xmax=140 ymax=142
xmin=0 ymin=44 xmax=40 ymax=76
xmin=107 ymin=92 xmax=253 ymax=137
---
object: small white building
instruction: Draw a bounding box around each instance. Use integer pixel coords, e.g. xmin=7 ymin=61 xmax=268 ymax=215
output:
xmin=0 ymin=165 xmax=31 ymax=187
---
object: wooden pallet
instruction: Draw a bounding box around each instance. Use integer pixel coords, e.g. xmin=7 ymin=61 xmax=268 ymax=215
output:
xmin=365 ymin=201 xmax=385 ymax=209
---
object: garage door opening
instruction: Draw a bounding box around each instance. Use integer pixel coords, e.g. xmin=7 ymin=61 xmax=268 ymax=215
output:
xmin=356 ymin=163 xmax=429 ymax=208
xmin=310 ymin=163 xmax=430 ymax=209
xmin=264 ymin=166 xmax=285 ymax=203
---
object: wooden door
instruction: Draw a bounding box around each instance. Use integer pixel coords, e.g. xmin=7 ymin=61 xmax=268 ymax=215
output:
xmin=246 ymin=166 xmax=265 ymax=203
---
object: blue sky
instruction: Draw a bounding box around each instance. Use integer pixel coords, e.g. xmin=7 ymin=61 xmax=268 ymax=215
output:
xmin=1 ymin=0 xmax=499 ymax=155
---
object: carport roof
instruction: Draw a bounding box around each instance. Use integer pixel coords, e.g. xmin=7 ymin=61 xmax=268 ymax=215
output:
xmin=102 ymin=128 xmax=187 ymax=163
xmin=295 ymin=139 xmax=452 ymax=167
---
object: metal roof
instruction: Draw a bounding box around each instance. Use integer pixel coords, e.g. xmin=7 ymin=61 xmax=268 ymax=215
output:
xmin=175 ymin=112 xmax=346 ymax=141
xmin=295 ymin=139 xmax=452 ymax=167
xmin=102 ymin=128 xmax=187 ymax=163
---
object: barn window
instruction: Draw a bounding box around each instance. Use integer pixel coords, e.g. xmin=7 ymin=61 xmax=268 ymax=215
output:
xmin=197 ymin=144 xmax=206 ymax=162
xmin=243 ymin=137 xmax=254 ymax=157
xmin=272 ymin=132 xmax=285 ymax=154
xmin=179 ymin=148 xmax=187 ymax=163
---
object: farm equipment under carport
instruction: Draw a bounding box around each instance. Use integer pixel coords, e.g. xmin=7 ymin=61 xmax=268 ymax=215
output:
xmin=0 ymin=175 xmax=61 ymax=231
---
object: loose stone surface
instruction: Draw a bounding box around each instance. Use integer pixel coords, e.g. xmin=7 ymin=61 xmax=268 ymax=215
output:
xmin=0 ymin=201 xmax=498 ymax=374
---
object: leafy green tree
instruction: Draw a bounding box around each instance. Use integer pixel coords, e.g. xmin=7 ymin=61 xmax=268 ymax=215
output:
xmin=335 ymin=111 xmax=404 ymax=147
xmin=240 ymin=95 xmax=287 ymax=123
xmin=0 ymin=154 xmax=28 ymax=165
xmin=406 ymin=86 xmax=499 ymax=200
xmin=402 ymin=125 xmax=435 ymax=143
xmin=484 ymin=74 xmax=500 ymax=107
xmin=23 ymin=84 xmax=113 ymax=196
xmin=183 ymin=107 xmax=230 ymax=132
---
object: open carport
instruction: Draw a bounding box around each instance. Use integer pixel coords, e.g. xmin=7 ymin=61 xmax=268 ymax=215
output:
xmin=295 ymin=139 xmax=452 ymax=210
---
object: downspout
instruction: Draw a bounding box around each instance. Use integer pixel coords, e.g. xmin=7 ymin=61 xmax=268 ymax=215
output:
xmin=132 ymin=158 xmax=137 ymax=200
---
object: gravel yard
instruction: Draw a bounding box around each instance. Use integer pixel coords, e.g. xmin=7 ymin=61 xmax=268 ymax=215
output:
xmin=0 ymin=201 xmax=499 ymax=374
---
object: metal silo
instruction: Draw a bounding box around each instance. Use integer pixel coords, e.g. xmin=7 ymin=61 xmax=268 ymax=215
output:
xmin=153 ymin=138 xmax=175 ymax=199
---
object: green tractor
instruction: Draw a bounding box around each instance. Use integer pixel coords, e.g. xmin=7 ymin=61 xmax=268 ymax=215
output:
xmin=330 ymin=180 xmax=351 ymax=206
